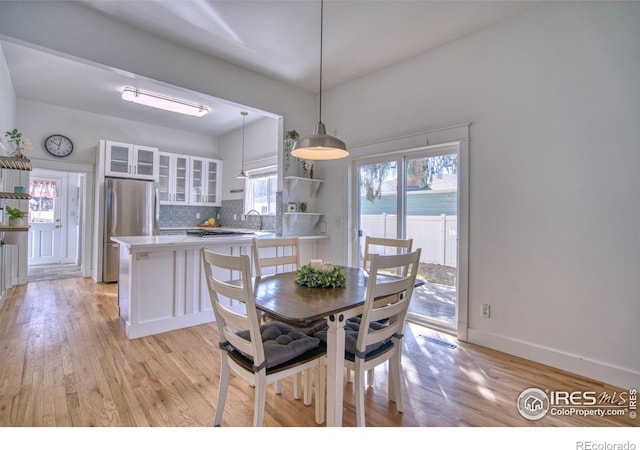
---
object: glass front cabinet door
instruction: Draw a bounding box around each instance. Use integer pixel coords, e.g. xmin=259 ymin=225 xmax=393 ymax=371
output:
xmin=190 ymin=157 xmax=205 ymax=205
xmin=105 ymin=141 xmax=132 ymax=178
xmin=133 ymin=145 xmax=159 ymax=180
xmin=204 ymin=159 xmax=222 ymax=206
xmin=159 ymin=152 xmax=190 ymax=205
xmin=105 ymin=141 xmax=158 ymax=181
xmin=190 ymin=157 xmax=222 ymax=206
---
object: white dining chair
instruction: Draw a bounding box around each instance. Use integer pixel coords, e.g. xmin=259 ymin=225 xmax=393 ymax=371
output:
xmin=252 ymin=236 xmax=327 ymax=398
xmin=355 ymin=235 xmax=414 ymax=386
xmin=202 ymin=247 xmax=326 ymax=426
xmin=318 ymin=249 xmax=421 ymax=427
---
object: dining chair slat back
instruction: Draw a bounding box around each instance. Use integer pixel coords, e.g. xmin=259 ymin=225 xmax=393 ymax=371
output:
xmin=362 ymin=236 xmax=413 ymax=274
xmin=252 ymin=236 xmax=300 ymax=277
xmin=252 ymin=236 xmax=327 ymax=335
xmin=202 ymin=248 xmax=265 ymax=376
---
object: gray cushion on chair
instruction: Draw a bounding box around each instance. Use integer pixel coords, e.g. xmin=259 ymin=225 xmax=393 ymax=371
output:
xmin=314 ymin=317 xmax=387 ymax=357
xmin=236 ymin=322 xmax=321 ymax=368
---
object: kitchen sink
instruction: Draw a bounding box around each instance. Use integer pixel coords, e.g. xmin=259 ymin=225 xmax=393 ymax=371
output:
xmin=186 ymin=229 xmax=256 ymax=238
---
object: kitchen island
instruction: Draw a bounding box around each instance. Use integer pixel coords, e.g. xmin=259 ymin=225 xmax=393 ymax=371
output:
xmin=111 ymin=230 xmax=327 ymax=339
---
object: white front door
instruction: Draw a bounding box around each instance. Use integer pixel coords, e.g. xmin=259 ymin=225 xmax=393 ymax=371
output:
xmin=28 ymin=176 xmax=65 ymax=265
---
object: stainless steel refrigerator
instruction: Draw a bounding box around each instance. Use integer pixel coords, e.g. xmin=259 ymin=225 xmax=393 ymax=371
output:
xmin=103 ymin=177 xmax=159 ymax=282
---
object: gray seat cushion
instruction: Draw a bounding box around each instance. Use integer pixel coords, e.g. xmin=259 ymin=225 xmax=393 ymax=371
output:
xmin=236 ymin=322 xmax=321 ymax=368
xmin=314 ymin=316 xmax=388 ymax=357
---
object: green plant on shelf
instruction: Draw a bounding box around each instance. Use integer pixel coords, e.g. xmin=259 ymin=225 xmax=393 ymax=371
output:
xmin=5 ymin=205 xmax=27 ymax=220
xmin=4 ymin=128 xmax=32 ymax=158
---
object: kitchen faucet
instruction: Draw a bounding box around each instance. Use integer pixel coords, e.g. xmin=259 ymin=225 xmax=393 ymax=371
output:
xmin=245 ymin=209 xmax=262 ymax=230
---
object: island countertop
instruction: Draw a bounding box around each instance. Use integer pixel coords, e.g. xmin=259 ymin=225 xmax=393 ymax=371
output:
xmin=112 ymin=230 xmax=327 ymax=253
xmin=111 ymin=229 xmax=275 ymax=252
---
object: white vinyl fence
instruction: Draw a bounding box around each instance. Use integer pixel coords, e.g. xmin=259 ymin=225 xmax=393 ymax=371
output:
xmin=360 ymin=214 xmax=457 ymax=267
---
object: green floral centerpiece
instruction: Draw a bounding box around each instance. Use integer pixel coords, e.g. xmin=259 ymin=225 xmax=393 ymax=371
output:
xmin=295 ymin=262 xmax=346 ymax=288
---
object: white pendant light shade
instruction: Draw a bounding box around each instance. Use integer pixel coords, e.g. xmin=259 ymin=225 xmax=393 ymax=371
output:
xmin=293 ymin=0 xmax=348 ymax=161
xmin=237 ymin=111 xmax=248 ymax=179
xmin=291 ymin=122 xmax=348 ymax=160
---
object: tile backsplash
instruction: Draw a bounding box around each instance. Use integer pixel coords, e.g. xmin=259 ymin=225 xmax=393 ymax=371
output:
xmin=218 ymin=195 xmax=282 ymax=234
xmin=159 ymin=205 xmax=218 ymax=228
xmin=160 ymin=194 xmax=282 ymax=233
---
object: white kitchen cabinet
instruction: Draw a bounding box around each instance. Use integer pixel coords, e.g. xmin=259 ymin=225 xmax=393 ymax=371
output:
xmin=105 ymin=141 xmax=159 ymax=181
xmin=189 ymin=157 xmax=222 ymax=206
xmin=158 ymin=152 xmax=190 ymax=205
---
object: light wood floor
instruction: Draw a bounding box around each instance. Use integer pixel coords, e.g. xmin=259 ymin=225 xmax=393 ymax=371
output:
xmin=0 ymin=276 xmax=634 ymax=427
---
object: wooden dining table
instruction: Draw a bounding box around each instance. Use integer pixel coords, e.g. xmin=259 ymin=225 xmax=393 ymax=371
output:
xmin=253 ymin=266 xmax=369 ymax=427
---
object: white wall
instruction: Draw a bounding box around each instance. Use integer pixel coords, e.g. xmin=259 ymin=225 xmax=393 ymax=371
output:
xmin=318 ymin=2 xmax=640 ymax=388
xmin=0 ymin=45 xmax=15 ymax=145
xmin=16 ymin=99 xmax=218 ymax=165
xmin=219 ymin=117 xmax=279 ymax=202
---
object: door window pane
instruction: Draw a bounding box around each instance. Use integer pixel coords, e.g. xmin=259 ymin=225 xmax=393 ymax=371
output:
xmin=405 ymin=153 xmax=458 ymax=328
xmin=358 ymin=161 xmax=398 ymax=261
xmin=29 ymin=180 xmax=58 ymax=223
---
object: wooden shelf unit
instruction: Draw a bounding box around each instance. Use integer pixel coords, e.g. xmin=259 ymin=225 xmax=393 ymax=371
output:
xmin=0 ymin=156 xmax=32 ymax=171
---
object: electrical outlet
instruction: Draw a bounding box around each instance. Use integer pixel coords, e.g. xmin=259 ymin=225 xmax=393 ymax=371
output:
xmin=196 ymin=213 xmax=200 ymax=219
xmin=481 ymin=304 xmax=491 ymax=318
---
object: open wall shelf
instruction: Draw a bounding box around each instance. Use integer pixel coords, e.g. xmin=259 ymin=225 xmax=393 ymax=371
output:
xmin=0 ymin=156 xmax=32 ymax=171
xmin=284 ymin=176 xmax=323 ymax=196
xmin=0 ymin=192 xmax=30 ymax=200
xmin=283 ymin=212 xmax=322 ymax=230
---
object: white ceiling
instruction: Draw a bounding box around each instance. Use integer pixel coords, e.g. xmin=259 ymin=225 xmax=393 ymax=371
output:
xmin=2 ymin=0 xmax=542 ymax=137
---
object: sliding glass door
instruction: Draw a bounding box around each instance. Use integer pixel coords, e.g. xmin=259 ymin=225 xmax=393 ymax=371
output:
xmin=354 ymin=144 xmax=460 ymax=332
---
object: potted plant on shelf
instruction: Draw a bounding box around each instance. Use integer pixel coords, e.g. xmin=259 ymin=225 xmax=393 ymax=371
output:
xmin=4 ymin=128 xmax=32 ymax=158
xmin=5 ymin=205 xmax=28 ymax=226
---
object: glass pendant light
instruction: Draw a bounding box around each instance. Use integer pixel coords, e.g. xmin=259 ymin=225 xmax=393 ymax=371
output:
xmin=291 ymin=0 xmax=348 ymax=161
xmin=237 ymin=111 xmax=248 ymax=179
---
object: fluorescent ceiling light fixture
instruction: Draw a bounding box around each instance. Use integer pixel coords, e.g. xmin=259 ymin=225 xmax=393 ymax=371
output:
xmin=121 ymin=87 xmax=209 ymax=117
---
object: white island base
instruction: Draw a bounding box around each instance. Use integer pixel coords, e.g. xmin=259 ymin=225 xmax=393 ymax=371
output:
xmin=112 ymin=232 xmax=326 ymax=339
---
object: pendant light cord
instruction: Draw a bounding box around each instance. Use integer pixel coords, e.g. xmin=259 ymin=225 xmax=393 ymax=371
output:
xmin=242 ymin=112 xmax=246 ymax=158
xmin=319 ymin=0 xmax=324 ymax=123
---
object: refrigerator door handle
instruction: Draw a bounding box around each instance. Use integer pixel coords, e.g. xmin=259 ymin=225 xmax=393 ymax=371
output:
xmin=154 ymin=186 xmax=160 ymax=235
xmin=107 ymin=183 xmax=117 ymax=238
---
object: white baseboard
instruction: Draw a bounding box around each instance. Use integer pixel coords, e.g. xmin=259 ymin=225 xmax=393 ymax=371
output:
xmin=466 ymin=328 xmax=640 ymax=390
xmin=125 ymin=310 xmax=215 ymax=339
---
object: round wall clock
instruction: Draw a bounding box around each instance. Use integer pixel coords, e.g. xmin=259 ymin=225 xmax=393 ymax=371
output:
xmin=44 ymin=134 xmax=73 ymax=157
